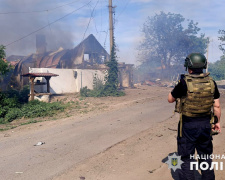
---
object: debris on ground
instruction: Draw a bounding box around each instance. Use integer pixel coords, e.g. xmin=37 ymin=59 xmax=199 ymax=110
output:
xmin=34 ymin=141 xmax=45 ymax=146
xmin=168 ymin=128 xmax=177 ymax=131
xmin=149 ymin=169 xmax=156 ymax=173
xmin=156 ymin=134 xmax=163 ymax=137
xmin=141 ymin=79 xmax=174 ymax=88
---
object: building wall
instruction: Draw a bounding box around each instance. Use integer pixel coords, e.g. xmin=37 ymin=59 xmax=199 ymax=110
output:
xmin=30 ymin=68 xmax=105 ymax=94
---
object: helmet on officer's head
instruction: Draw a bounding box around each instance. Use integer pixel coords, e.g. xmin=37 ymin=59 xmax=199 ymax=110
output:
xmin=184 ymin=53 xmax=207 ymax=70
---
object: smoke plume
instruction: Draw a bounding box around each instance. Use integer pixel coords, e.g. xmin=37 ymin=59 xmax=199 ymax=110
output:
xmin=0 ymin=0 xmax=76 ymax=57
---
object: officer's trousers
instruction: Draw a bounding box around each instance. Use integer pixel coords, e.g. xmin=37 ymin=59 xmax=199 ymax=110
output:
xmin=177 ymin=117 xmax=215 ymax=180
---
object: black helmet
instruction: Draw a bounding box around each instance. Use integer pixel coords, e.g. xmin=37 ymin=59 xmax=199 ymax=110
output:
xmin=184 ymin=53 xmax=207 ymax=70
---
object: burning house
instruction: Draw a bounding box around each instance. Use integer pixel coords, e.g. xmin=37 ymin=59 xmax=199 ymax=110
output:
xmin=9 ymin=34 xmax=133 ymax=94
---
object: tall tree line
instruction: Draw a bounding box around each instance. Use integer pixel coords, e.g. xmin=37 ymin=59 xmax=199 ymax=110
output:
xmin=137 ymin=11 xmax=208 ymax=81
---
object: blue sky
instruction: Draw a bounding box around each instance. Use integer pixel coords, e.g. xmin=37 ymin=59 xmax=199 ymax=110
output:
xmin=0 ymin=0 xmax=224 ymax=65
xmin=113 ymin=0 xmax=225 ymax=65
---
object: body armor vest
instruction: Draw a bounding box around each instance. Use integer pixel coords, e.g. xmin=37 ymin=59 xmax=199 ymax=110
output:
xmin=181 ymin=73 xmax=215 ymax=117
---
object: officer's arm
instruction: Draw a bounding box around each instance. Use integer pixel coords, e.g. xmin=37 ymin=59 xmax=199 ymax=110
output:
xmin=168 ymin=93 xmax=176 ymax=103
xmin=214 ymin=99 xmax=221 ymax=122
xmin=168 ymin=79 xmax=184 ymax=103
xmin=213 ymin=99 xmax=221 ymax=133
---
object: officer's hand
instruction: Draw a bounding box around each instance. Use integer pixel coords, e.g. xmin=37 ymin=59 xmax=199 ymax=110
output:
xmin=213 ymin=123 xmax=221 ymax=133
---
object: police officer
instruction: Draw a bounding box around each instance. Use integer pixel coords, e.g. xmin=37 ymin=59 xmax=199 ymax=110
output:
xmin=168 ymin=53 xmax=221 ymax=180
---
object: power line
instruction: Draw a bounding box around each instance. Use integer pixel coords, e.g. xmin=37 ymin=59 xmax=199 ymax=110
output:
xmin=93 ymin=19 xmax=99 ymax=34
xmin=5 ymin=1 xmax=92 ymax=47
xmin=98 ymin=0 xmax=109 ymax=49
xmin=116 ymin=0 xmax=131 ymax=19
xmin=87 ymin=3 xmax=99 ymax=34
xmin=0 ymin=0 xmax=82 ymax=14
xmin=104 ymin=30 xmax=109 ymax=49
xmin=113 ymin=0 xmax=131 ymax=29
xmin=92 ymin=13 xmax=99 ymax=34
xmin=100 ymin=0 xmax=102 ymax=32
xmin=82 ymin=0 xmax=100 ymax=41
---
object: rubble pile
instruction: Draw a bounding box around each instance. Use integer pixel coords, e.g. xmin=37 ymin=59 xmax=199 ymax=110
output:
xmin=139 ymin=79 xmax=174 ymax=88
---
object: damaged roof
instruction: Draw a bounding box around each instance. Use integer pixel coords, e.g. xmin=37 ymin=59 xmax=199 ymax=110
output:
xmin=14 ymin=34 xmax=109 ymax=76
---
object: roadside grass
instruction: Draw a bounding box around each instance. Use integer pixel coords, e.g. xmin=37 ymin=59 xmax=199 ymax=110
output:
xmin=20 ymin=120 xmax=39 ymax=126
xmin=1 ymin=100 xmax=66 ymax=123
xmin=0 ymin=87 xmax=120 ymax=131
xmin=0 ymin=94 xmax=100 ymax=131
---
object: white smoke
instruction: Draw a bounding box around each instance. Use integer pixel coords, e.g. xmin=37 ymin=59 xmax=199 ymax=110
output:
xmin=0 ymin=0 xmax=81 ymax=57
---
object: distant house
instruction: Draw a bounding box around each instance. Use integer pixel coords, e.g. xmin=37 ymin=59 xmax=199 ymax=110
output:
xmin=12 ymin=34 xmax=133 ymax=91
xmin=29 ymin=68 xmax=106 ymax=94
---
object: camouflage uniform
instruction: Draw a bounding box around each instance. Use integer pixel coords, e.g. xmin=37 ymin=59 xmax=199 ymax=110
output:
xmin=172 ymin=72 xmax=220 ymax=180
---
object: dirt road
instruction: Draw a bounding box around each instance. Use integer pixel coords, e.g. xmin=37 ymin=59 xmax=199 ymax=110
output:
xmin=1 ymin=86 xmax=224 ymax=180
xmin=0 ymin=86 xmax=173 ymax=180
xmin=55 ymin=87 xmax=225 ymax=180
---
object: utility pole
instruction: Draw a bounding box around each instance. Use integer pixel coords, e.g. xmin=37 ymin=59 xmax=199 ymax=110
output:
xmin=108 ymin=0 xmax=113 ymax=55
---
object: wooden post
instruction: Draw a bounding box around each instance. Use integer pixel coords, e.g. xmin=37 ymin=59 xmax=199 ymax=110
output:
xmin=29 ymin=77 xmax=35 ymax=101
xmin=108 ymin=0 xmax=113 ymax=54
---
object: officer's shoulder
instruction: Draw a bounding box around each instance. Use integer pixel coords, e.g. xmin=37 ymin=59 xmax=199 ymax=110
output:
xmin=180 ymin=74 xmax=185 ymax=79
xmin=174 ymin=74 xmax=185 ymax=86
xmin=179 ymin=74 xmax=186 ymax=82
xmin=179 ymin=74 xmax=187 ymax=86
xmin=213 ymin=79 xmax=218 ymax=87
xmin=208 ymin=74 xmax=217 ymax=84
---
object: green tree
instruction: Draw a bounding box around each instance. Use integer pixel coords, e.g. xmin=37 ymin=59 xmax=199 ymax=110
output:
xmin=208 ymin=56 xmax=225 ymax=80
xmin=103 ymin=38 xmax=124 ymax=96
xmin=104 ymin=43 xmax=118 ymax=91
xmin=139 ymin=11 xmax=208 ymax=79
xmin=207 ymin=29 xmax=225 ymax=80
xmin=0 ymin=45 xmax=10 ymax=77
xmin=218 ymin=30 xmax=225 ymax=54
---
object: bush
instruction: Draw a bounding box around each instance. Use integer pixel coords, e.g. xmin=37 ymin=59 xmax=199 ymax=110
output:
xmin=80 ymin=86 xmax=91 ymax=97
xmin=18 ymin=86 xmax=30 ymax=103
xmin=0 ymin=92 xmax=65 ymax=123
xmin=80 ymin=86 xmax=102 ymax=97
xmin=0 ymin=118 xmax=6 ymax=124
xmin=0 ymin=93 xmax=20 ymax=118
xmin=80 ymin=74 xmax=105 ymax=97
xmin=80 ymin=86 xmax=125 ymax=97
xmin=6 ymin=85 xmax=29 ymax=103
xmin=5 ymin=108 xmax=22 ymax=122
xmin=101 ymin=88 xmax=125 ymax=97
xmin=80 ymin=72 xmax=125 ymax=97
xmin=21 ymin=100 xmax=65 ymax=118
